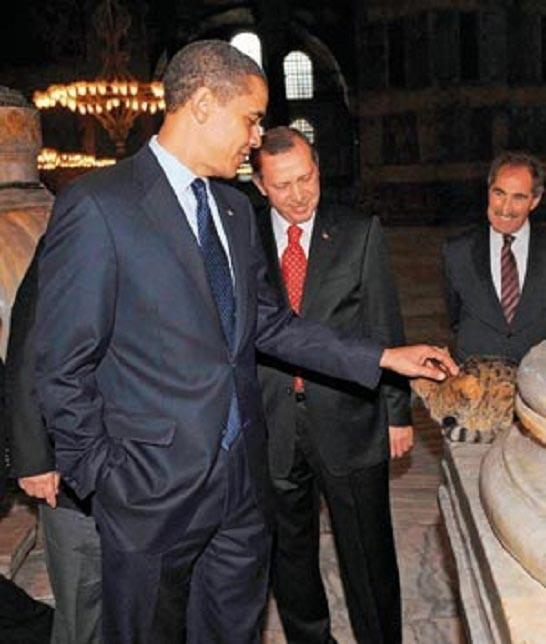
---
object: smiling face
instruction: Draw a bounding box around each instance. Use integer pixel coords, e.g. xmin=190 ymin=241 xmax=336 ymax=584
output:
xmin=487 ymin=164 xmax=542 ymax=235
xmin=201 ymin=75 xmax=267 ymax=179
xmin=253 ymin=137 xmax=320 ymax=224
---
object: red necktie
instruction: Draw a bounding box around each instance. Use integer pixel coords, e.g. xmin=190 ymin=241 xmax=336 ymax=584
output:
xmin=500 ymin=234 xmax=520 ymax=324
xmin=281 ymin=225 xmax=307 ymax=392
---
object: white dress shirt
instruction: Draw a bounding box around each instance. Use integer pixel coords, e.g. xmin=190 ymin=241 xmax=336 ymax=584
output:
xmin=489 ymin=219 xmax=529 ymax=299
xmin=270 ymin=208 xmax=316 ymax=259
xmin=149 ymin=135 xmax=234 ymax=279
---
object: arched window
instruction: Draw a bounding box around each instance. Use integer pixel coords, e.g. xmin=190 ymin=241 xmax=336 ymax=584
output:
xmin=290 ymin=118 xmax=315 ymax=144
xmin=283 ymin=51 xmax=313 ymax=99
xmin=230 ymin=32 xmax=262 ymax=68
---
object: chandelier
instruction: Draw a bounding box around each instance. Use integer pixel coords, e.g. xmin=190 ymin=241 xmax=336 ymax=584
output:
xmin=33 ymin=0 xmax=165 ymax=157
xmin=37 ymin=148 xmax=116 ymax=170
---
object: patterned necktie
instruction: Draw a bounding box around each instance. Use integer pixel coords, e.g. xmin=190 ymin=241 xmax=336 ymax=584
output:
xmin=281 ymin=224 xmax=307 ymax=392
xmin=281 ymin=225 xmax=307 ymax=313
xmin=191 ymin=178 xmax=235 ymax=346
xmin=191 ymin=178 xmax=240 ymax=449
xmin=500 ymin=233 xmax=520 ymax=324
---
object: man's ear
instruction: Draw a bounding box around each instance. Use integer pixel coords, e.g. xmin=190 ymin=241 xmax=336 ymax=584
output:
xmin=252 ymin=173 xmax=268 ymax=197
xmin=530 ymin=190 xmax=543 ymax=212
xmin=189 ymin=86 xmax=216 ymax=124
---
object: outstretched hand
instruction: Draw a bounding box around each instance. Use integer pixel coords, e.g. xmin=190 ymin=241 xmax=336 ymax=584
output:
xmin=380 ymin=345 xmax=458 ymax=380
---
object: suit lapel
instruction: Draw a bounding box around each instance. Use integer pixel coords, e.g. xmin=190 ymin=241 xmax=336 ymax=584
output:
xmin=210 ymin=182 xmax=248 ymax=354
xmin=512 ymin=224 xmax=546 ymax=330
xmin=256 ymin=209 xmax=288 ymax=304
xmin=134 ymin=147 xmax=218 ymax=322
xmin=258 ymin=206 xmax=337 ymax=315
xmin=470 ymin=226 xmax=507 ymax=328
xmin=301 ymin=208 xmax=337 ymax=314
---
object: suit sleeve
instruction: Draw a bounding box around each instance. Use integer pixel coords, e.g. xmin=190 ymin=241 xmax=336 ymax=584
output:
xmin=361 ymin=217 xmax=411 ymax=426
xmin=5 ymin=242 xmax=56 ymax=478
xmin=34 ymin=186 xmax=120 ymax=499
xmin=443 ymin=241 xmax=461 ymax=336
xmin=251 ymin=204 xmax=384 ymax=391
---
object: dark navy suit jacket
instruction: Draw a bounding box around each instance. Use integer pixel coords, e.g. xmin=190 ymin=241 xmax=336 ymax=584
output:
xmin=443 ymin=223 xmax=546 ymax=363
xmin=35 ymin=145 xmax=383 ymax=553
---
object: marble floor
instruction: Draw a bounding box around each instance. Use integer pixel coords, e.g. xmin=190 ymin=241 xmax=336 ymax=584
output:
xmin=390 ymin=407 xmax=467 ymax=644
xmin=3 ymin=405 xmax=467 ymax=644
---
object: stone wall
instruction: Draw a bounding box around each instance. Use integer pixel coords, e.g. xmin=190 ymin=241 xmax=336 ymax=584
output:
xmin=385 ymin=226 xmax=454 ymax=347
xmin=356 ymin=1 xmax=546 ymax=224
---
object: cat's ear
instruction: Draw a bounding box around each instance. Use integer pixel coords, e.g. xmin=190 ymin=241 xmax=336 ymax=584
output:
xmin=452 ymin=374 xmax=480 ymax=400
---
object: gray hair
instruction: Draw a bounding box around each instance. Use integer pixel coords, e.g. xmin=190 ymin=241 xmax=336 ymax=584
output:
xmin=163 ymin=39 xmax=266 ymax=112
xmin=488 ymin=151 xmax=545 ymax=198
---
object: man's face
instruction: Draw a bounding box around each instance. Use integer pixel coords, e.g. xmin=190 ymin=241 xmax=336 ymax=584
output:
xmin=253 ymin=138 xmax=320 ymax=224
xmin=203 ymin=75 xmax=267 ymax=179
xmin=487 ymin=164 xmax=541 ymax=235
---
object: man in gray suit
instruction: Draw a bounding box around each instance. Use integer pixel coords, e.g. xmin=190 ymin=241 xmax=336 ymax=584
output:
xmin=35 ymin=40 xmax=455 ymax=644
xmin=6 ymin=244 xmax=101 ymax=644
xmin=252 ymin=127 xmax=412 ymax=643
xmin=444 ymin=152 xmax=545 ymax=363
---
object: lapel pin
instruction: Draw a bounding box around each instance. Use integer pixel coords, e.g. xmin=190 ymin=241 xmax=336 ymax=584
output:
xmin=226 ymin=208 xmax=235 ymax=217
xmin=322 ymin=231 xmax=330 ymax=241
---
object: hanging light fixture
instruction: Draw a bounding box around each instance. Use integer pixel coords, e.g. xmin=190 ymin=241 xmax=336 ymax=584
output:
xmin=37 ymin=148 xmax=116 ymax=170
xmin=33 ymin=0 xmax=165 ymax=157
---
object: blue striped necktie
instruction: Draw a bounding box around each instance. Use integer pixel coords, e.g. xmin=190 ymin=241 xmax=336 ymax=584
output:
xmin=191 ymin=178 xmax=240 ymax=449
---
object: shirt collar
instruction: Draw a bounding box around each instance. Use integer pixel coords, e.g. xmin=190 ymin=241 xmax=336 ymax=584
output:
xmin=270 ymin=207 xmax=316 ymax=238
xmin=149 ymin=135 xmax=210 ymax=194
xmin=489 ymin=218 xmax=530 ymax=247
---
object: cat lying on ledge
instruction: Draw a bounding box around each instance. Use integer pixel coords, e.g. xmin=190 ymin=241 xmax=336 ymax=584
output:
xmin=412 ymin=355 xmax=517 ymax=443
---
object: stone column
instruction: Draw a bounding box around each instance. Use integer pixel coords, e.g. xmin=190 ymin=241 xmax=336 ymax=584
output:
xmin=253 ymin=0 xmax=290 ymax=127
xmin=480 ymin=341 xmax=546 ymax=588
xmin=0 ymin=87 xmax=52 ymax=358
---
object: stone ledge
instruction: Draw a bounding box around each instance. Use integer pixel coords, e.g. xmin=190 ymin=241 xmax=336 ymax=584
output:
xmin=440 ymin=441 xmax=546 ymax=643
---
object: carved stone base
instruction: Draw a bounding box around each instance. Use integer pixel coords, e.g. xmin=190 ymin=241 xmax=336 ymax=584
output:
xmin=480 ymin=425 xmax=546 ymax=587
xmin=439 ymin=441 xmax=546 ymax=643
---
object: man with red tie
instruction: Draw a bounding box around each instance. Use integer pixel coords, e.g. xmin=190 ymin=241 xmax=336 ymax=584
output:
xmin=251 ymin=126 xmax=413 ymax=643
xmin=444 ymin=152 xmax=546 ymax=364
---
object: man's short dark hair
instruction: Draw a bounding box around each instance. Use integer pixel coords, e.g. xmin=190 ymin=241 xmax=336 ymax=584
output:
xmin=488 ymin=151 xmax=545 ymax=198
xmin=163 ymin=39 xmax=266 ymax=113
xmin=250 ymin=126 xmax=318 ymax=175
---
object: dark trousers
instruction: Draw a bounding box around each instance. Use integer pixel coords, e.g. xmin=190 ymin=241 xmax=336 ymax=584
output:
xmin=272 ymin=401 xmax=401 ymax=644
xmin=100 ymin=433 xmax=271 ymax=644
xmin=0 ymin=575 xmax=53 ymax=643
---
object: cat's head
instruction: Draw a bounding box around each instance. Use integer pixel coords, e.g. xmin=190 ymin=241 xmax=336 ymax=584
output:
xmin=411 ymin=373 xmax=481 ymax=409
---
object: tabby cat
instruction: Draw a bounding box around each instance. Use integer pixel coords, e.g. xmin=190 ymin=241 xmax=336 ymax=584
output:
xmin=411 ymin=355 xmax=517 ymax=443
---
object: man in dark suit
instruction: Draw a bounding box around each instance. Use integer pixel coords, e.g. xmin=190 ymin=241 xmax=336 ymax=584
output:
xmin=34 ymin=40 xmax=455 ymax=644
xmin=0 ymin=345 xmax=5 ymax=501
xmin=444 ymin=152 xmax=545 ymax=363
xmin=5 ymin=244 xmax=102 ymax=644
xmin=251 ymin=126 xmax=412 ymax=643
xmin=0 ymin=315 xmax=54 ymax=643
